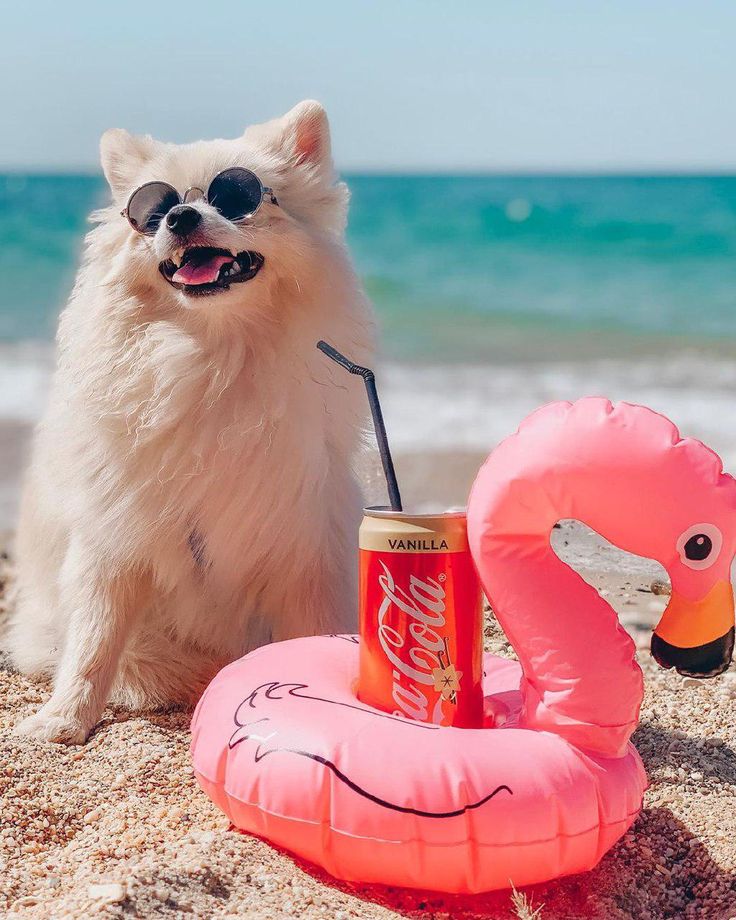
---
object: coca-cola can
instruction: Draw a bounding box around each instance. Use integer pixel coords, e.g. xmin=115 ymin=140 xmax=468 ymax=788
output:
xmin=358 ymin=507 xmax=484 ymax=728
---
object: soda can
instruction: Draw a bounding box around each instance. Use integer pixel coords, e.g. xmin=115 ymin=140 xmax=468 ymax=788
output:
xmin=358 ymin=507 xmax=484 ymax=728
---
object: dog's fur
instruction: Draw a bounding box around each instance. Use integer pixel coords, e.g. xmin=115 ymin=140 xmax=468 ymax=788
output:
xmin=9 ymin=101 xmax=374 ymax=743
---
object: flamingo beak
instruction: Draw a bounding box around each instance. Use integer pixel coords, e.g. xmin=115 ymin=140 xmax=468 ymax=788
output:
xmin=651 ymin=580 xmax=735 ymax=678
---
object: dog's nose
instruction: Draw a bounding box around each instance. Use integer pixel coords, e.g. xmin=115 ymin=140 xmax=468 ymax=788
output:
xmin=166 ymin=205 xmax=202 ymax=236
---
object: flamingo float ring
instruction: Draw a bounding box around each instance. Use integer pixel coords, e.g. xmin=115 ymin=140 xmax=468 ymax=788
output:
xmin=191 ymin=398 xmax=736 ymax=892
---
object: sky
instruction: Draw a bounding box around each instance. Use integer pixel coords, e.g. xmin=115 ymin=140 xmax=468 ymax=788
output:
xmin=1 ymin=1 xmax=735 ymax=173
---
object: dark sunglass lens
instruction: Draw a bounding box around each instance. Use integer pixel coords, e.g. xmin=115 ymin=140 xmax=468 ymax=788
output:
xmin=208 ymin=168 xmax=263 ymax=221
xmin=127 ymin=183 xmax=180 ymax=233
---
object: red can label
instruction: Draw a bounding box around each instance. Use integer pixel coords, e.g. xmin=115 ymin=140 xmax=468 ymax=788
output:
xmin=358 ymin=514 xmax=483 ymax=728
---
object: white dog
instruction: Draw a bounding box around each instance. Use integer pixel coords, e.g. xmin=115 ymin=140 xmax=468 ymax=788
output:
xmin=9 ymin=101 xmax=374 ymax=743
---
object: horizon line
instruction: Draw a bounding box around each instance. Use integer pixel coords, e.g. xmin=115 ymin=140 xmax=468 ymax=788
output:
xmin=2 ymin=167 xmax=736 ymax=179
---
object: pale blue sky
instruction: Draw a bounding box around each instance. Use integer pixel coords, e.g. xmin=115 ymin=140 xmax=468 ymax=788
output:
xmin=2 ymin=0 xmax=735 ymax=172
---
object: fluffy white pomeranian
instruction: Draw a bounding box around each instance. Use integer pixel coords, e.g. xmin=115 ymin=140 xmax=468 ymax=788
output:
xmin=9 ymin=100 xmax=374 ymax=743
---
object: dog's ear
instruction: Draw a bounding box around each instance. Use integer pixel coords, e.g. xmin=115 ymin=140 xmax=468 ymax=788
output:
xmin=246 ymin=101 xmax=347 ymax=232
xmin=258 ymin=100 xmax=333 ymax=173
xmin=100 ymin=129 xmax=158 ymax=199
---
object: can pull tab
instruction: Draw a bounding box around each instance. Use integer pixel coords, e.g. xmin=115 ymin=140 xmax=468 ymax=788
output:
xmin=317 ymin=340 xmax=403 ymax=512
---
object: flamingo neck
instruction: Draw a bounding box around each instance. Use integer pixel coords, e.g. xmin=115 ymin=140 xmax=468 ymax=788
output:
xmin=488 ymin=533 xmax=644 ymax=758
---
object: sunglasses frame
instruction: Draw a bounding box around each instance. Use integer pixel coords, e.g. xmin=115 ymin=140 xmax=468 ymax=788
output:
xmin=121 ymin=167 xmax=279 ymax=235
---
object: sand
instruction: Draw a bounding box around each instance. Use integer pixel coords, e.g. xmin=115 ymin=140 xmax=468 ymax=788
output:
xmin=2 ymin=456 xmax=736 ymax=919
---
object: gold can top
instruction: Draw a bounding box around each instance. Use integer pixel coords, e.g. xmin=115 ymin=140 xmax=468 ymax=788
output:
xmin=360 ymin=506 xmax=470 ymax=553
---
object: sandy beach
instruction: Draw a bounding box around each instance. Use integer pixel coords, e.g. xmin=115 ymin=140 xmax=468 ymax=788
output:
xmin=2 ymin=450 xmax=736 ymax=920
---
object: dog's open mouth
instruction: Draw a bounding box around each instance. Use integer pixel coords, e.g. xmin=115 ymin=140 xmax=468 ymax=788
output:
xmin=159 ymin=247 xmax=264 ymax=295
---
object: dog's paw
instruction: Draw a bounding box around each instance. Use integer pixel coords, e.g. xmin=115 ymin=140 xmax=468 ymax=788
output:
xmin=15 ymin=709 xmax=91 ymax=745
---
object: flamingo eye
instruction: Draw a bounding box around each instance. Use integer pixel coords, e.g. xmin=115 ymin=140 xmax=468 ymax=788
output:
xmin=676 ymin=523 xmax=722 ymax=570
xmin=685 ymin=534 xmax=711 ymax=560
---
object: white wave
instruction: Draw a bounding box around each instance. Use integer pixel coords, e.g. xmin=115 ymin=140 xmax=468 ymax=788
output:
xmin=3 ymin=341 xmax=736 ymax=471
xmin=0 ymin=341 xmax=54 ymax=423
xmin=379 ymin=352 xmax=736 ymax=472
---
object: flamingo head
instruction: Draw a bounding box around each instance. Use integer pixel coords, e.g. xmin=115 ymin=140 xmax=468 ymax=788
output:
xmin=651 ymin=518 xmax=735 ymax=678
xmin=633 ymin=426 xmax=736 ymax=677
xmin=542 ymin=399 xmax=736 ymax=679
xmin=568 ymin=401 xmax=736 ymax=679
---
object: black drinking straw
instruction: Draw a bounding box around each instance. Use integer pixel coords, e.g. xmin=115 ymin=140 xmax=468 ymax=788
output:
xmin=317 ymin=340 xmax=403 ymax=512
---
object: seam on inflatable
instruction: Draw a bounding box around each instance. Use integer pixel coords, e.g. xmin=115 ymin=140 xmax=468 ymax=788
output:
xmin=193 ymin=771 xmax=642 ymax=849
xmin=234 ymin=798 xmax=642 ymax=848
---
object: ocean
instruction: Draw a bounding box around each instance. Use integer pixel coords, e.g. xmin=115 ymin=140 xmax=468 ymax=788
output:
xmin=3 ymin=174 xmax=736 ymax=352
xmin=1 ymin=174 xmax=736 ymax=523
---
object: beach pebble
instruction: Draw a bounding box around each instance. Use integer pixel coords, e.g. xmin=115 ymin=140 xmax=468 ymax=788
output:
xmin=87 ymin=882 xmax=127 ymax=903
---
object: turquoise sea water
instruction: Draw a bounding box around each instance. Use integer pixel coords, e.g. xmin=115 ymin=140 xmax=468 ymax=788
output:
xmin=4 ymin=174 xmax=736 ymax=526
xmin=1 ymin=174 xmax=736 ymax=359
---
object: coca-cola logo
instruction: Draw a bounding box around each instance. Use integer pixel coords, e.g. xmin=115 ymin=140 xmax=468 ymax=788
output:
xmin=377 ymin=561 xmax=448 ymax=722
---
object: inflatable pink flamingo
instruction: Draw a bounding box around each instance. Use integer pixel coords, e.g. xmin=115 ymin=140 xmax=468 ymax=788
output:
xmin=469 ymin=397 xmax=736 ymax=758
xmin=191 ymin=398 xmax=736 ymax=893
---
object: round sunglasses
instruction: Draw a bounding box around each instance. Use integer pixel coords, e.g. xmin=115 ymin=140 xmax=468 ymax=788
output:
xmin=121 ymin=167 xmax=279 ymax=235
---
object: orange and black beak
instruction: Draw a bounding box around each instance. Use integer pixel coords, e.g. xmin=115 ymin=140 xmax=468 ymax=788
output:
xmin=651 ymin=580 xmax=735 ymax=678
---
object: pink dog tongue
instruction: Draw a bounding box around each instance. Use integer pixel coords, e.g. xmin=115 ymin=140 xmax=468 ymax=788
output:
xmin=172 ymin=254 xmax=232 ymax=285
